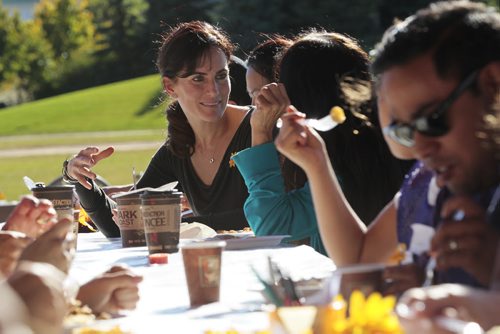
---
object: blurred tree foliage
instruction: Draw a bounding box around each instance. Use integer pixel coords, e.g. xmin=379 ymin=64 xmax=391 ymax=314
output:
xmin=35 ymin=0 xmax=95 ymax=59
xmin=0 ymin=4 xmax=54 ymax=99
xmin=0 ymin=0 xmax=495 ymax=103
xmin=88 ymin=0 xmax=148 ymax=74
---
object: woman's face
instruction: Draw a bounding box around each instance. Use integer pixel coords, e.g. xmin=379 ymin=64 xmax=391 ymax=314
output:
xmin=164 ymin=46 xmax=231 ymax=123
xmin=246 ymin=66 xmax=271 ymax=105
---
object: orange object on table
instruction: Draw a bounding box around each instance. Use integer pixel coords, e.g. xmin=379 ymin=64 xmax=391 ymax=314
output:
xmin=149 ymin=253 xmax=168 ymax=265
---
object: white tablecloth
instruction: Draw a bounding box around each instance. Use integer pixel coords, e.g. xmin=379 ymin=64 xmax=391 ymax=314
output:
xmin=69 ymin=232 xmax=336 ymax=333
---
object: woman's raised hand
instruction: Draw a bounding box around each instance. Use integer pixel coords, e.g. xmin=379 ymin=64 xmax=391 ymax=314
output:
xmin=67 ymin=147 xmax=114 ymax=190
xmin=251 ymin=83 xmax=290 ymax=146
xmin=275 ymin=107 xmax=329 ymax=174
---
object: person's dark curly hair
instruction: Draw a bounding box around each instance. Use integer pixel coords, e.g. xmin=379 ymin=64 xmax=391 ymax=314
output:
xmin=246 ymin=35 xmax=293 ymax=83
xmin=372 ymin=1 xmax=499 ymax=82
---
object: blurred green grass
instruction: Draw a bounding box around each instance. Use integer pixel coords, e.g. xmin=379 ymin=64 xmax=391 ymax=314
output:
xmin=0 ymin=149 xmax=158 ymax=200
xmin=0 ymin=130 xmax=165 ymax=150
xmin=0 ymin=74 xmax=172 ymax=200
xmin=0 ymin=75 xmax=167 ymax=135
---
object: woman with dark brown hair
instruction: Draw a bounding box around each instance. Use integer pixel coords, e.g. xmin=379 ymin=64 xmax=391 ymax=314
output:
xmin=234 ymin=31 xmax=409 ymax=255
xmin=63 ymin=21 xmax=253 ymax=237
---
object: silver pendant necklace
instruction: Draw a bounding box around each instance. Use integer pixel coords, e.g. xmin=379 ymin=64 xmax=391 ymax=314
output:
xmin=209 ymin=157 xmax=215 ymax=164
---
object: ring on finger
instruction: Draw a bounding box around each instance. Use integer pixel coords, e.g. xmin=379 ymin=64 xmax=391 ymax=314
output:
xmin=448 ymin=239 xmax=459 ymax=251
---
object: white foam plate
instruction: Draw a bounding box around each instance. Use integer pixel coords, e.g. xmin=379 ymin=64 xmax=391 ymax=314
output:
xmin=207 ymin=234 xmax=290 ymax=250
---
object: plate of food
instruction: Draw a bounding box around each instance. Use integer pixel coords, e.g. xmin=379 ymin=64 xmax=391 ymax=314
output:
xmin=63 ymin=301 xmax=130 ymax=334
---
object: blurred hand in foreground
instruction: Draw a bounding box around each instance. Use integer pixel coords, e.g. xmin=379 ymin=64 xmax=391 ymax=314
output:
xmin=8 ymin=261 xmax=67 ymax=334
xmin=76 ymin=265 xmax=143 ymax=314
xmin=2 ymin=195 xmax=57 ymax=238
xmin=0 ymin=231 xmax=32 ymax=276
xmin=19 ymin=218 xmax=74 ymax=274
xmin=383 ymin=263 xmax=424 ymax=296
xmin=397 ymin=283 xmax=498 ymax=333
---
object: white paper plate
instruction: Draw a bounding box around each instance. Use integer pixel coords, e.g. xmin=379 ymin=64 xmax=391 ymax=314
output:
xmin=207 ymin=234 xmax=290 ymax=250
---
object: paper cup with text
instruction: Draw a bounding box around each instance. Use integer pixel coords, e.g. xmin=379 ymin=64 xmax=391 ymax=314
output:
xmin=140 ymin=190 xmax=183 ymax=254
xmin=114 ymin=192 xmax=146 ymax=248
xmin=179 ymin=240 xmax=226 ymax=307
xmin=32 ymin=185 xmax=78 ymax=248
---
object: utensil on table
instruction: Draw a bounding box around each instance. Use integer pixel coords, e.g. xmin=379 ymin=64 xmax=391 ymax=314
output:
xmin=23 ymin=176 xmax=37 ymax=191
xmin=132 ymin=166 xmax=137 ymax=190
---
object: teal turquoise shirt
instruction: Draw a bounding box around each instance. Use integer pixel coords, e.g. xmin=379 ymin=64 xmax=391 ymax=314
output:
xmin=233 ymin=142 xmax=327 ymax=255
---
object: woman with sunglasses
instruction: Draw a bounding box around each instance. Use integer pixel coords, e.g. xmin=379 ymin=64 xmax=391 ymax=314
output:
xmin=276 ymin=1 xmax=500 ymax=291
xmin=63 ymin=21 xmax=254 ymax=237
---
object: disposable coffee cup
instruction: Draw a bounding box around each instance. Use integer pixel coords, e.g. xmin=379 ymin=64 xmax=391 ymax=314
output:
xmin=114 ymin=192 xmax=146 ymax=248
xmin=32 ymin=185 xmax=77 ymax=249
xmin=32 ymin=185 xmax=75 ymax=220
xmin=180 ymin=241 xmax=226 ymax=307
xmin=140 ymin=190 xmax=183 ymax=254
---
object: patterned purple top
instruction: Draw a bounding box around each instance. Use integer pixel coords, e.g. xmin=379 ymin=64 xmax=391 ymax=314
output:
xmin=397 ymin=161 xmax=435 ymax=247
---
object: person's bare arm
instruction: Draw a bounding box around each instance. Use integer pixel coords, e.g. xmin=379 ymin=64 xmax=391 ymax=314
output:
xmin=276 ymin=111 xmax=399 ymax=265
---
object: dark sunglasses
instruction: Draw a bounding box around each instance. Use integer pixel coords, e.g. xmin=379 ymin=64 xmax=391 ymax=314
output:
xmin=383 ymin=70 xmax=479 ymax=147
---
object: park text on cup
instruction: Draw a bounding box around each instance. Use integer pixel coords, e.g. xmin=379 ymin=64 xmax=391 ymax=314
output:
xmin=114 ymin=192 xmax=146 ymax=248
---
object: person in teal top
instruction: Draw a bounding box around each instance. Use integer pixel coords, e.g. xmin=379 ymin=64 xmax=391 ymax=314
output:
xmin=233 ymin=142 xmax=326 ymax=254
xmin=234 ymin=31 xmax=409 ymax=255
